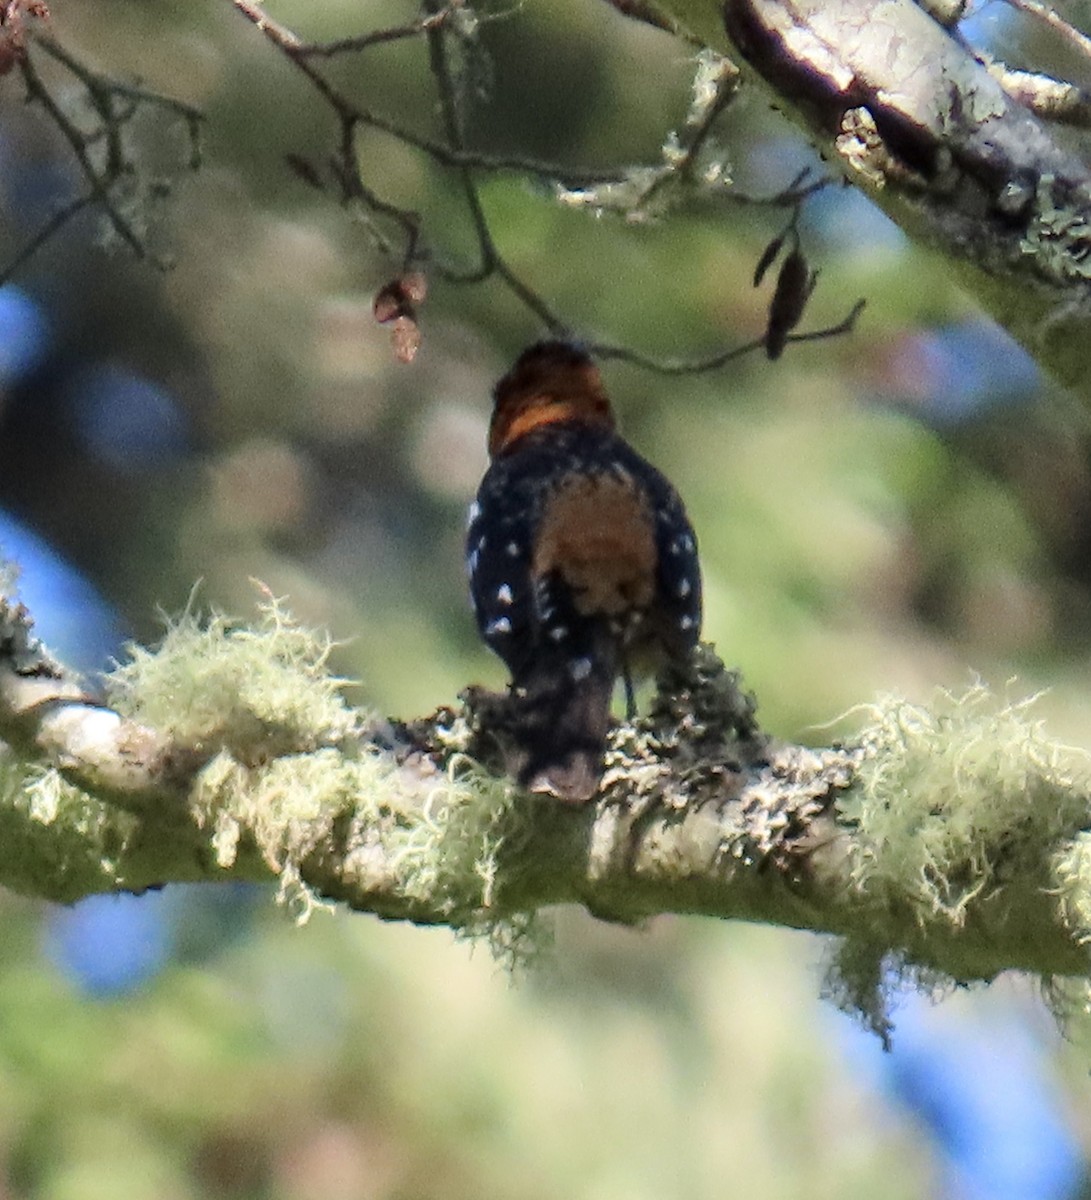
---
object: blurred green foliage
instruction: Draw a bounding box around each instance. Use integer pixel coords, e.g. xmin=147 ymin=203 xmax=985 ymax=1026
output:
xmin=3 ymin=0 xmax=1091 ymax=1194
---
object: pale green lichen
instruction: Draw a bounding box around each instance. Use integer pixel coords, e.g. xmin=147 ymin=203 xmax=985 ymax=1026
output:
xmin=554 ymin=50 xmax=732 ymax=221
xmin=1020 ymin=173 xmax=1091 ymax=283
xmin=0 ymin=590 xmax=543 ymax=958
xmin=182 ymin=701 xmax=527 ymax=940
xmin=1041 ymin=975 xmax=1091 ymax=1044
xmin=689 ymin=49 xmax=734 ymax=125
xmin=0 ymin=559 xmax=19 ymax=597
xmin=130 ymin=621 xmax=547 ymax=957
xmin=102 ymin=597 xmax=545 ymax=958
xmin=843 ymin=684 xmax=1091 ymax=926
xmin=821 ymin=937 xmax=954 ymax=1051
xmin=826 ymin=685 xmax=1091 ymax=1038
xmin=393 ymin=762 xmax=515 ymax=903
xmin=107 ymin=594 xmax=358 ymax=760
xmin=0 ymin=757 xmax=140 ymax=902
xmin=24 ymin=765 xmax=64 ymax=826
xmin=367 ymin=755 xmax=550 ymax=964
xmin=1052 ymin=831 xmax=1091 ymax=948
xmin=21 ymin=765 xmax=125 ymax=846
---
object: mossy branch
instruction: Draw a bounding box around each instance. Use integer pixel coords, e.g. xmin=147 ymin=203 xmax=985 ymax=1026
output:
xmin=2 ymin=587 xmax=1091 ymax=1036
xmin=622 ymin=0 xmax=1091 ymax=401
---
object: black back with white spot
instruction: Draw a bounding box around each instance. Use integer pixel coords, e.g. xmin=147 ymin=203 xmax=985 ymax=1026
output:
xmin=466 ymin=422 xmax=701 ymax=687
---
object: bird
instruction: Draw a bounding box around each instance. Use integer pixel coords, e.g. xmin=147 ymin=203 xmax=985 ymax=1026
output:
xmin=466 ymin=340 xmax=702 ymax=802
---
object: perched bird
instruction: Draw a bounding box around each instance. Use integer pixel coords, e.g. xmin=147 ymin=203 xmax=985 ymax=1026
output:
xmin=467 ymin=340 xmax=702 ymax=801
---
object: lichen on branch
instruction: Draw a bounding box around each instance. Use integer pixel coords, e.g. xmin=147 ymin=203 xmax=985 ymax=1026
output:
xmin=626 ymin=0 xmax=1091 ymax=399
xmin=2 ymin=584 xmax=1091 ymax=1036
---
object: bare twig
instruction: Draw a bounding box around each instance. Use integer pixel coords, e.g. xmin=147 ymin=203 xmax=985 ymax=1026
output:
xmin=628 ymin=51 xmax=740 ymax=216
xmin=227 ymin=0 xmax=863 ymax=370
xmin=727 ymin=166 xmax=830 ymax=209
xmin=3 ymin=30 xmax=203 ymax=279
xmin=299 ymin=11 xmax=451 ymax=57
xmin=0 ymin=194 xmax=93 ymax=285
xmin=599 ymin=0 xmax=696 ymax=41
xmin=229 ymin=0 xmax=619 ymax=185
xmin=785 ymin=297 xmax=867 ymax=343
xmin=554 ymin=53 xmax=744 ymax=221
xmin=18 ymin=51 xmax=146 ymax=259
xmin=424 ymin=0 xmax=493 ymax=273
xmin=422 ymin=0 xmax=571 ymax=329
xmin=35 ymin=34 xmax=204 ymax=152
xmin=0 ymin=1 xmax=865 ymax=371
xmin=591 ymin=298 xmax=866 ymax=374
xmin=229 ymin=0 xmax=625 ymax=302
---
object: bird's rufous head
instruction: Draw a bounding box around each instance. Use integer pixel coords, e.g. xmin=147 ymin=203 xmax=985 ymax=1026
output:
xmin=488 ymin=341 xmax=615 ymax=458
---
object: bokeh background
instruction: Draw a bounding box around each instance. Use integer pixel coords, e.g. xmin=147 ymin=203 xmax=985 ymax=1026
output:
xmin=3 ymin=0 xmax=1091 ymax=1196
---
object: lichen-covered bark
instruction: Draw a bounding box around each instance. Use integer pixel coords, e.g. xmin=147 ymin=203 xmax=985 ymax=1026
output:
xmin=631 ymin=0 xmax=1091 ymax=399
xmin=2 ymin=591 xmax=1091 ymax=1012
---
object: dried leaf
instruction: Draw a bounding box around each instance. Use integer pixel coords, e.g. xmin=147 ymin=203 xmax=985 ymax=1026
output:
xmin=0 ymin=0 xmax=49 ymax=74
xmin=373 ymin=281 xmax=406 ymax=325
xmin=766 ymin=247 xmax=813 ymax=360
xmin=391 ymin=314 xmax=421 ymax=363
xmin=374 ymin=274 xmax=427 ymax=361
xmin=400 ymin=272 xmax=428 ymax=305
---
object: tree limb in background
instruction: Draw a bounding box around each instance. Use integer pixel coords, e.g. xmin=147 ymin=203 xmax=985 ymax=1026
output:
xmin=1001 ymin=0 xmax=1091 ymax=64
xmin=229 ymin=0 xmax=861 ymax=368
xmin=3 ymin=585 xmax=1091 ymax=1043
xmin=639 ymin=0 xmax=1091 ymax=399
xmin=14 ymin=0 xmax=1091 ymax=388
xmin=3 ymin=0 xmax=862 ymax=369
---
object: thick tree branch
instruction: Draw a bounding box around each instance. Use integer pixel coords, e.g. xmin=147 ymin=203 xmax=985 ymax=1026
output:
xmin=626 ymin=0 xmax=1091 ymax=399
xmin=2 ymin=587 xmax=1091 ymax=1039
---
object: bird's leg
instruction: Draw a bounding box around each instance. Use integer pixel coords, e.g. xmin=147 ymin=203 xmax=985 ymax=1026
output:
xmin=621 ymin=653 xmax=637 ymax=720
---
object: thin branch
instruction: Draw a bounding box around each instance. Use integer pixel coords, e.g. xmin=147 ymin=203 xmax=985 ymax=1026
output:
xmin=492 ymin=261 xmax=570 ymax=333
xmin=553 ymin=53 xmax=743 ymax=221
xmin=298 ymin=11 xmax=451 ymax=57
xmin=591 ymin=298 xmax=866 ymax=374
xmin=627 ymin=51 xmax=740 ymax=216
xmin=424 ymin=0 xmax=493 ymax=270
xmin=2 ymin=30 xmax=204 ymax=279
xmin=726 ymin=166 xmax=831 ymax=209
xmin=599 ymin=0 xmax=697 ymax=41
xmin=35 ymin=34 xmax=204 ymax=135
xmin=18 ymin=51 xmax=146 ymax=259
xmin=229 ymin=0 xmax=628 ymax=308
xmin=1000 ymin=0 xmax=1091 ymax=63
xmin=228 ymin=0 xmax=859 ymax=370
xmin=421 ymin=0 xmax=570 ymax=329
xmin=229 ymin=0 xmax=619 ymax=186
xmin=0 ymin=193 xmax=93 ymax=285
xmin=787 ymin=298 xmax=867 ymax=344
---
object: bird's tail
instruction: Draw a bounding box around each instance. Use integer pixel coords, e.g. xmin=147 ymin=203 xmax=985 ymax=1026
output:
xmin=511 ymin=635 xmax=617 ymax=803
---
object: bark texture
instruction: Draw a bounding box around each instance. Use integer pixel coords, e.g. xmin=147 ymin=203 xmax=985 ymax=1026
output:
xmin=2 ymin=589 xmax=1091 ymax=1037
xmin=642 ymin=0 xmax=1091 ymax=398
